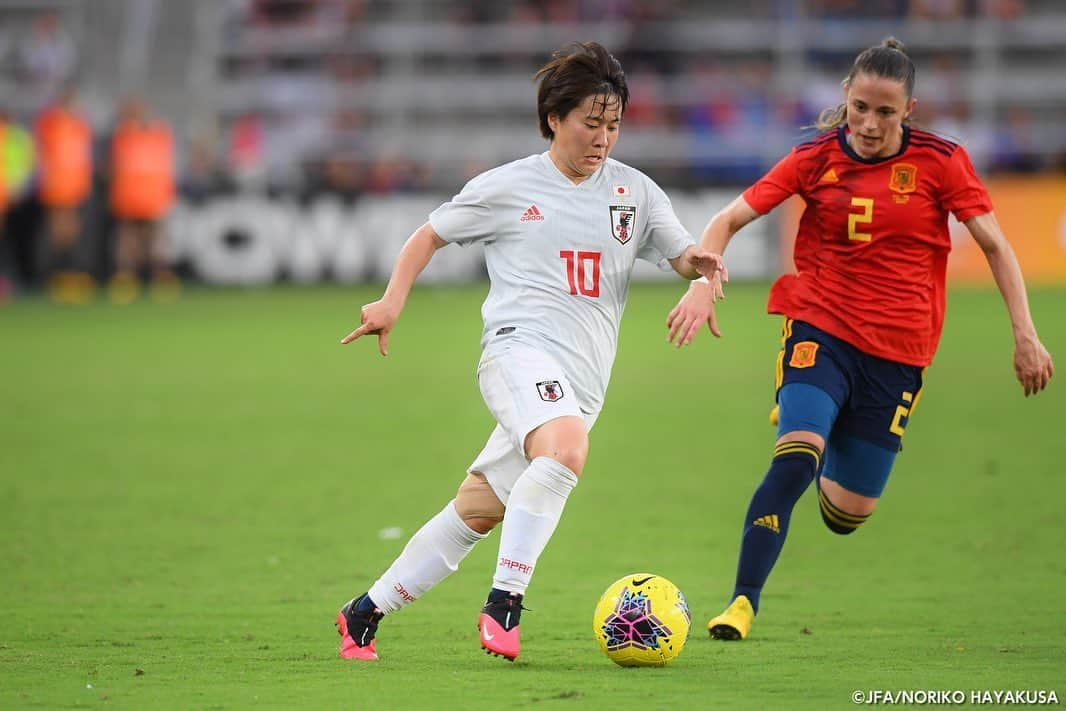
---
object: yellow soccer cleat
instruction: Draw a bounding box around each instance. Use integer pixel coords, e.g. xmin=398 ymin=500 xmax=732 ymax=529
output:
xmin=108 ymin=272 xmax=141 ymax=305
xmin=149 ymin=269 xmax=182 ymax=303
xmin=707 ymin=595 xmax=754 ymax=640
xmin=48 ymin=271 xmax=97 ymax=305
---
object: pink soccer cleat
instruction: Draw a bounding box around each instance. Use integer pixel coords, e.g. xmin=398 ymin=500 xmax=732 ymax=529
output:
xmin=336 ymin=594 xmax=383 ymax=661
xmin=478 ymin=592 xmax=524 ymax=661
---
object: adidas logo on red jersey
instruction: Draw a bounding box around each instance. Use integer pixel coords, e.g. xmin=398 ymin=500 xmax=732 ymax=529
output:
xmin=520 ymin=205 xmax=544 ymax=222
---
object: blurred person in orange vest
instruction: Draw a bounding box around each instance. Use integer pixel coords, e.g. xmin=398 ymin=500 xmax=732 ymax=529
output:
xmin=108 ymin=98 xmax=177 ymax=303
xmin=36 ymin=86 xmax=94 ymax=303
xmin=1 ymin=108 xmax=37 ymax=304
xmin=0 ymin=111 xmax=9 ymax=304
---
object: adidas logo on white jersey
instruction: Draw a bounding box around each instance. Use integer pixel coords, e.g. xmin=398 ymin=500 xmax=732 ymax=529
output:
xmin=520 ymin=204 xmax=544 ymax=222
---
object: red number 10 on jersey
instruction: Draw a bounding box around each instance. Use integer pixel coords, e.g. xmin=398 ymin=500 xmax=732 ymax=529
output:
xmin=560 ymin=250 xmax=601 ymax=297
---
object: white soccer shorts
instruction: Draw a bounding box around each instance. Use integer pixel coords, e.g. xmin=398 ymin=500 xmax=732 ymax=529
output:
xmin=468 ymin=336 xmax=597 ymax=504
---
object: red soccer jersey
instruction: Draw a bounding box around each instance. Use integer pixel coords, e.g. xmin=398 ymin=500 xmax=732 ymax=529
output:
xmin=744 ymin=126 xmax=993 ymax=366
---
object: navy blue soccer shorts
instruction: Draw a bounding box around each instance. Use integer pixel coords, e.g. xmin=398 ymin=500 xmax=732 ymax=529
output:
xmin=774 ymin=318 xmax=924 ymax=498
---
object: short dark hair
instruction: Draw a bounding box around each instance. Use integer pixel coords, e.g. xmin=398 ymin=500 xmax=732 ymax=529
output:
xmin=534 ymin=42 xmax=628 ymax=140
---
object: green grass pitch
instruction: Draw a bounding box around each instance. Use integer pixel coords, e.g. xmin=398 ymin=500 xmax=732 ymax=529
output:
xmin=2 ymin=283 xmax=1063 ymax=709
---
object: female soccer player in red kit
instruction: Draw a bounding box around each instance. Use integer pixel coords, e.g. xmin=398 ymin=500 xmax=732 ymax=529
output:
xmin=667 ymin=37 xmax=1054 ymax=641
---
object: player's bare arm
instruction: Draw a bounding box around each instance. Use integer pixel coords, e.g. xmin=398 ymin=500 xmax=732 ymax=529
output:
xmin=667 ymin=245 xmax=728 ymax=282
xmin=964 ymin=211 xmax=1054 ymax=396
xmin=666 ymin=196 xmax=760 ymax=347
xmin=341 ymin=223 xmax=448 ymax=356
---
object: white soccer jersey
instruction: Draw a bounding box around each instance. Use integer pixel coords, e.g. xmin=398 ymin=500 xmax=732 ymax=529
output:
xmin=429 ymin=152 xmax=694 ymax=413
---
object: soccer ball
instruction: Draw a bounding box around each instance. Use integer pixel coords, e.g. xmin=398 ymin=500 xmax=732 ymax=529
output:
xmin=592 ymin=573 xmax=691 ymax=667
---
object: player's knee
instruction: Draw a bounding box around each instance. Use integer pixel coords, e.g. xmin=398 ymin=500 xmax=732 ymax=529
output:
xmin=776 ymin=430 xmax=826 ymax=456
xmin=463 ymin=516 xmax=499 ymax=535
xmin=525 ymin=417 xmax=588 ymax=475
xmin=455 ymin=474 xmax=505 ymax=534
xmin=818 ymin=488 xmax=871 ymax=535
xmin=770 ymin=435 xmax=823 ymax=481
xmin=549 ymin=440 xmax=588 ymax=476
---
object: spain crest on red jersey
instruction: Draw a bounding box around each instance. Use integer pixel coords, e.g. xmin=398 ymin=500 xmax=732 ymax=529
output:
xmin=889 ymin=163 xmax=918 ymax=194
xmin=609 ymin=205 xmax=636 ymax=245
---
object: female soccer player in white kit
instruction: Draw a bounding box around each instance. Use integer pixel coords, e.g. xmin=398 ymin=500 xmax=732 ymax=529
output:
xmin=336 ymin=42 xmax=726 ymax=662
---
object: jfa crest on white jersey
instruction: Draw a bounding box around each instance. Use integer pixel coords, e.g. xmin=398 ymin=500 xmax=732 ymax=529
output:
xmin=429 ymin=152 xmax=693 ymax=412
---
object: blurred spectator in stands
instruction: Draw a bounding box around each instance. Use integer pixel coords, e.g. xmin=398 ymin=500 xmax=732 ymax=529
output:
xmin=920 ymin=53 xmax=965 ymax=123
xmin=617 ymin=4 xmax=680 ymax=76
xmin=314 ymin=154 xmax=363 ymax=201
xmin=183 ymin=129 xmax=230 ymax=204
xmin=250 ymin=0 xmax=320 ymax=27
xmin=108 ymin=98 xmax=178 ymax=304
xmin=980 ymin=0 xmax=1025 ymax=20
xmin=811 ymin=0 xmax=906 ymax=17
xmin=907 ymin=0 xmax=965 ymax=19
xmin=330 ymin=52 xmax=377 ymax=86
xmin=771 ymin=92 xmax=808 ymax=143
xmin=0 ymin=108 xmax=36 ymax=303
xmin=807 ymin=1 xmax=906 ymax=66
xmin=492 ymin=2 xmax=546 ymax=71
xmin=623 ymin=64 xmax=668 ymax=128
xmin=326 ymin=54 xmax=375 ymax=174
xmin=17 ymin=11 xmax=76 ymax=110
xmin=36 ymin=86 xmax=94 ymax=303
xmin=0 ymin=22 xmax=10 ymax=65
xmin=725 ymin=61 xmax=775 ymax=182
xmin=685 ymin=61 xmax=768 ymax=185
xmin=683 ymin=60 xmax=734 ymax=129
xmin=683 ymin=62 xmax=727 ymax=181
xmin=312 ymin=103 xmax=367 ymax=200
xmin=364 ymin=156 xmax=425 ymax=195
xmin=923 ymin=100 xmax=969 ymax=143
xmin=447 ymin=0 xmax=496 ymax=23
xmin=342 ymin=0 xmax=367 ymax=25
xmin=1050 ymin=150 xmax=1066 ymax=174
xmin=543 ymin=0 xmax=580 ymax=24
xmin=735 ymin=61 xmax=774 ymax=130
xmin=461 ymin=158 xmax=493 ymax=183
xmin=228 ymin=111 xmax=265 ymax=188
xmin=990 ymin=107 xmax=1042 ymax=173
xmin=577 ymin=0 xmax=638 ymax=21
xmin=264 ymin=109 xmax=330 ymax=189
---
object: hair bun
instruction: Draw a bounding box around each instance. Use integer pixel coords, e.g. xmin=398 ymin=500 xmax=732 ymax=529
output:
xmin=882 ymin=36 xmax=908 ymax=53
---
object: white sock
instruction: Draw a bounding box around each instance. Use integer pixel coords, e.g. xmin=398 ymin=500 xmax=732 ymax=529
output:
xmin=492 ymin=457 xmax=579 ymax=595
xmin=367 ymin=500 xmax=487 ymax=614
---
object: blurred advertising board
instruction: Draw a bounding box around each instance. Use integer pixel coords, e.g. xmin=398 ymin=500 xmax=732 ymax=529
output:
xmin=165 ymin=189 xmax=773 ymax=285
xmin=946 ymin=177 xmax=1066 ymax=285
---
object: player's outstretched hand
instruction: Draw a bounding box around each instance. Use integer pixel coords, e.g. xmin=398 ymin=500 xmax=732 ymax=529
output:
xmin=666 ymin=277 xmax=723 ymax=347
xmin=341 ymin=298 xmax=400 ymax=356
xmin=687 ymin=250 xmax=729 ymax=291
xmin=1014 ymin=334 xmax=1054 ymax=396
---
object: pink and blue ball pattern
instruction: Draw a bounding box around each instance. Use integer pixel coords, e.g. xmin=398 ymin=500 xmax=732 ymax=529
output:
xmin=600 ymin=587 xmax=672 ymax=651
